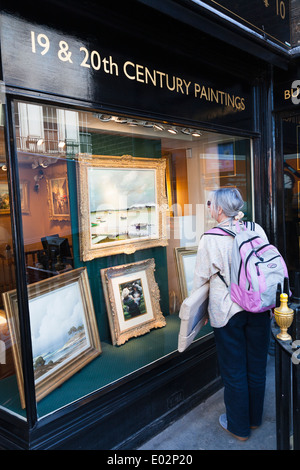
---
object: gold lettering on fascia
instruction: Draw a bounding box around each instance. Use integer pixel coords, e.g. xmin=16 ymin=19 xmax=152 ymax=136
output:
xmin=30 ymin=30 xmax=246 ymax=111
xmin=284 ymin=87 xmax=300 ymax=101
xmin=123 ymin=61 xmax=192 ymax=94
xmin=194 ymin=83 xmax=245 ymax=110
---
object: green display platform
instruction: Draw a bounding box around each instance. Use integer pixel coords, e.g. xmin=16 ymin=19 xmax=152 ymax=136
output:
xmin=0 ymin=315 xmax=212 ymax=419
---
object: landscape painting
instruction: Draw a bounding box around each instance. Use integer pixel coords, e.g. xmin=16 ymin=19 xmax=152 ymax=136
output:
xmin=30 ymin=282 xmax=89 ymax=383
xmin=88 ymin=167 xmax=157 ymax=245
xmin=3 ymin=268 xmax=101 ymax=408
xmin=77 ymin=155 xmax=168 ymax=261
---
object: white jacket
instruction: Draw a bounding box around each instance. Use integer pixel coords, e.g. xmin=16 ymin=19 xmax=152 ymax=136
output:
xmin=192 ymin=221 xmax=268 ymax=328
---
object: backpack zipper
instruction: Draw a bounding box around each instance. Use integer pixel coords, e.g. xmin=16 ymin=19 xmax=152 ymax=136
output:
xmin=243 ymin=247 xmax=269 ymax=288
xmin=238 ymin=236 xmax=260 ymax=252
xmin=255 ymin=254 xmax=281 ymax=266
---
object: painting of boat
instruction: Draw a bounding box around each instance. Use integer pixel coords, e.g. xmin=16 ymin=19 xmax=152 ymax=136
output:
xmin=88 ymin=167 xmax=158 ymax=246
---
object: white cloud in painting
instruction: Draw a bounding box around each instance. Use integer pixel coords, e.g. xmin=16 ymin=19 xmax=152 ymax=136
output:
xmin=88 ymin=168 xmax=156 ymax=211
xmin=29 ymin=282 xmax=85 ymax=358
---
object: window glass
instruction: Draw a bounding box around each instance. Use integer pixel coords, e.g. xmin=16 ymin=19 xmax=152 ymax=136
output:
xmin=0 ymin=95 xmax=27 ymax=419
xmin=283 ymin=115 xmax=300 ymax=287
xmin=4 ymin=99 xmax=252 ymax=418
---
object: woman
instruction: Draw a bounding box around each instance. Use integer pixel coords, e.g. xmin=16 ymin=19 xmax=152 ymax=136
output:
xmin=193 ymin=188 xmax=271 ymax=441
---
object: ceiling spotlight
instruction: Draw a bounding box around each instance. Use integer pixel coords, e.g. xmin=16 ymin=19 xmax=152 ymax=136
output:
xmin=143 ymin=122 xmax=154 ymax=128
xmin=167 ymin=127 xmax=178 ymax=135
xmin=153 ymin=124 xmax=164 ymax=131
xmin=191 ymin=130 xmax=202 ymax=137
xmin=94 ymin=113 xmax=113 ymax=122
xmin=40 ymin=160 xmax=49 ymax=168
xmin=127 ymin=119 xmax=139 ymax=126
xmin=181 ymin=128 xmax=191 ymax=135
xmin=113 ymin=117 xmax=128 ymax=124
xmin=100 ymin=114 xmax=112 ymax=121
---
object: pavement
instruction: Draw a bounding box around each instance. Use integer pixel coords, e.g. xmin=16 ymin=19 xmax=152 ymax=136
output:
xmin=138 ymin=352 xmax=276 ymax=451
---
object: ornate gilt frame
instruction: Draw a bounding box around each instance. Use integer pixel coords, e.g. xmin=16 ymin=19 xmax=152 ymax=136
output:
xmin=46 ymin=176 xmax=70 ymax=221
xmin=77 ymin=154 xmax=168 ymax=261
xmin=2 ymin=267 xmax=101 ymax=408
xmin=101 ymin=258 xmax=166 ymax=346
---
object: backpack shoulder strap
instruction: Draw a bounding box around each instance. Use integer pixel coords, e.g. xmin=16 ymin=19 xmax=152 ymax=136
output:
xmin=205 ymin=227 xmax=235 ymax=237
xmin=245 ymin=221 xmax=255 ymax=231
xmin=217 ymin=272 xmax=228 ymax=287
xmin=204 ymin=227 xmax=233 ymax=289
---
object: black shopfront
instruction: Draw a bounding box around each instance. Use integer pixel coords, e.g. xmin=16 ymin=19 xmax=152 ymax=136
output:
xmin=0 ymin=0 xmax=295 ymax=450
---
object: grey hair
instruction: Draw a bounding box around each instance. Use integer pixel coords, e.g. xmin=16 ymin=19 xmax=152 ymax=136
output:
xmin=210 ymin=188 xmax=244 ymax=218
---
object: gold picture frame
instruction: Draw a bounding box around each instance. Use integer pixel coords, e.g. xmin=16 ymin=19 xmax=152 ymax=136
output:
xmin=174 ymin=246 xmax=198 ymax=301
xmin=2 ymin=267 xmax=101 ymax=408
xmin=77 ymin=154 xmax=168 ymax=261
xmin=101 ymin=258 xmax=166 ymax=346
xmin=0 ymin=182 xmax=10 ymax=215
xmin=20 ymin=180 xmax=30 ymax=214
xmin=46 ymin=176 xmax=70 ymax=221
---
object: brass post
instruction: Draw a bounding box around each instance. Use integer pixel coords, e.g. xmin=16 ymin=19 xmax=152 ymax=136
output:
xmin=274 ymin=293 xmax=294 ymax=341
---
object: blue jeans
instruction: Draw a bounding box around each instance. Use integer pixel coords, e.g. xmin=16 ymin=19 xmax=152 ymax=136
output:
xmin=213 ymin=310 xmax=271 ymax=438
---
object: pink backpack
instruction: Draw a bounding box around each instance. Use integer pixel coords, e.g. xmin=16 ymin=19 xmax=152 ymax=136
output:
xmin=206 ymin=222 xmax=289 ymax=313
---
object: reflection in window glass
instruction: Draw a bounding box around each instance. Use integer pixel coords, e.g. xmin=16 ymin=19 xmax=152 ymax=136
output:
xmin=8 ymin=100 xmax=252 ymax=418
xmin=0 ymin=100 xmax=27 ymax=419
xmin=283 ymin=115 xmax=300 ymax=288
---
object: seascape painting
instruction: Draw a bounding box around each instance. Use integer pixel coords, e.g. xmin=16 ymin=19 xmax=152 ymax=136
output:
xmin=3 ymin=267 xmax=101 ymax=407
xmin=77 ymin=155 xmax=167 ymax=260
xmin=88 ymin=167 xmax=158 ymax=246
xmin=29 ymin=282 xmax=89 ymax=384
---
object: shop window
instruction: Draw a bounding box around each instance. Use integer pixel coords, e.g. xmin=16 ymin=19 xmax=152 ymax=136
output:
xmin=282 ymin=115 xmax=300 ymax=282
xmin=0 ymin=99 xmax=252 ymax=418
xmin=0 ymin=98 xmax=27 ymax=418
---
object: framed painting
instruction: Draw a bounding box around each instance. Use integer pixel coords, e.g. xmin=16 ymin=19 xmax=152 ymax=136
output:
xmin=46 ymin=176 xmax=70 ymax=221
xmin=217 ymin=142 xmax=236 ymax=177
xmin=174 ymin=246 xmax=198 ymax=301
xmin=2 ymin=267 xmax=101 ymax=408
xmin=0 ymin=182 xmax=10 ymax=214
xmin=101 ymin=258 xmax=166 ymax=346
xmin=77 ymin=155 xmax=168 ymax=261
xmin=204 ymin=141 xmax=236 ymax=178
xmin=20 ymin=180 xmax=29 ymax=214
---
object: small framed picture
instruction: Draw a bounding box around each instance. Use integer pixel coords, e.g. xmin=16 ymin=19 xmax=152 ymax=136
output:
xmin=204 ymin=142 xmax=236 ymax=178
xmin=217 ymin=142 xmax=236 ymax=177
xmin=20 ymin=180 xmax=30 ymax=214
xmin=101 ymin=259 xmax=166 ymax=346
xmin=174 ymin=246 xmax=198 ymax=301
xmin=46 ymin=176 xmax=70 ymax=220
xmin=0 ymin=182 xmax=10 ymax=214
xmin=2 ymin=267 xmax=101 ymax=408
